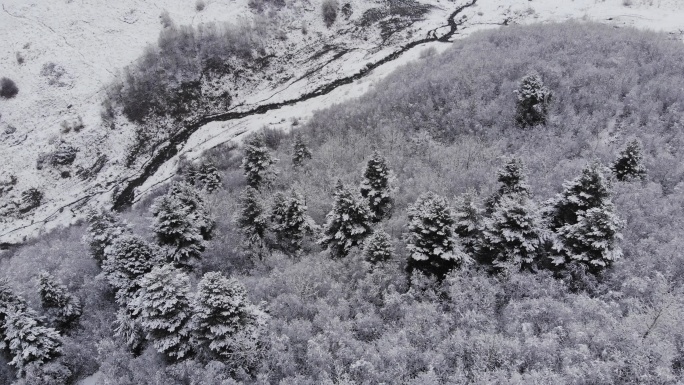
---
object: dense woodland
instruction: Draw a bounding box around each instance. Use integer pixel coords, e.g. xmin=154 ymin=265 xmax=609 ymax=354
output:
xmin=2 ymin=22 xmax=684 ymax=384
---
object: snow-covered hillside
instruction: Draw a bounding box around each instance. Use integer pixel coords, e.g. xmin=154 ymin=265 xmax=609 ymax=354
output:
xmin=1 ymin=0 xmax=683 ymax=245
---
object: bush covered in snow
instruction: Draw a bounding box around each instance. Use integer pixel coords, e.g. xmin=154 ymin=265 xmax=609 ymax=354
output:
xmin=322 ymin=0 xmax=339 ymax=28
xmin=0 ymin=77 xmax=18 ymax=99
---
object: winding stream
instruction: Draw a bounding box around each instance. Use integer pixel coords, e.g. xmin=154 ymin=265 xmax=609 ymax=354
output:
xmin=111 ymin=0 xmax=478 ymax=210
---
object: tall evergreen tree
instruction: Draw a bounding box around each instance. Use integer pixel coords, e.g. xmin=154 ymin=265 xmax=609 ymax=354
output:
xmin=113 ymin=308 xmax=145 ymax=352
xmin=406 ymin=192 xmax=466 ymax=278
xmin=84 ymin=208 xmax=130 ymax=265
xmin=191 ymin=272 xmax=267 ymax=368
xmin=0 ymin=279 xmax=26 ymax=352
xmin=545 ymin=163 xmax=612 ymax=232
xmin=102 ymin=234 xmax=162 ymax=305
xmin=292 ymin=132 xmax=312 ymax=168
xmin=479 ymin=194 xmax=543 ymax=271
xmin=364 ymin=229 xmax=394 ymax=264
xmin=545 ymin=163 xmax=623 ymax=270
xmin=319 ymin=181 xmax=373 ymax=258
xmin=270 ymin=190 xmax=317 ymax=255
xmin=130 ymin=264 xmax=193 ymax=360
xmin=152 ymin=182 xmax=213 ymax=268
xmin=514 ymin=73 xmax=552 ymax=128
xmin=485 ymin=157 xmax=530 ymax=211
xmin=38 ymin=272 xmax=82 ymax=330
xmin=242 ymin=133 xmax=276 ymax=190
xmin=453 ymin=191 xmax=482 ymax=256
xmin=611 ymin=140 xmax=646 ymax=182
xmin=237 ymin=187 xmax=268 ymax=252
xmin=359 ymin=150 xmax=394 ymax=221
xmin=555 ymin=205 xmax=623 ymax=271
xmin=4 ymin=307 xmax=62 ymax=374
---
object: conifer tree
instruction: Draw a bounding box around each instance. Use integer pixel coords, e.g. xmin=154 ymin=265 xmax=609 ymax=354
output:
xmin=453 ymin=191 xmax=482 ymax=256
xmin=191 ymin=272 xmax=267 ymax=368
xmin=113 ymin=308 xmax=145 ymax=352
xmin=237 ymin=187 xmax=268 ymax=252
xmin=406 ymin=192 xmax=466 ymax=278
xmin=186 ymin=162 xmax=222 ymax=192
xmin=4 ymin=307 xmax=62 ymax=374
xmin=555 ymin=205 xmax=623 ymax=271
xmin=85 ymin=208 xmax=130 ymax=264
xmin=319 ymin=181 xmax=373 ymax=258
xmin=364 ymin=229 xmax=394 ymax=264
xmin=242 ymin=133 xmax=276 ymax=189
xmin=359 ymin=150 xmax=394 ymax=221
xmin=130 ymin=264 xmax=193 ymax=360
xmin=545 ymin=163 xmax=623 ymax=270
xmin=270 ymin=190 xmax=317 ymax=255
xmin=102 ymin=234 xmax=162 ymax=305
xmin=514 ymin=73 xmax=552 ymax=127
xmin=479 ymin=194 xmax=543 ymax=271
xmin=38 ymin=272 xmax=82 ymax=329
xmin=292 ymin=132 xmax=312 ymax=168
xmin=0 ymin=279 xmax=26 ymax=352
xmin=545 ymin=163 xmax=612 ymax=232
xmin=611 ymin=140 xmax=646 ymax=182
xmin=152 ymin=182 xmax=213 ymax=268
xmin=485 ymin=157 xmax=530 ymax=211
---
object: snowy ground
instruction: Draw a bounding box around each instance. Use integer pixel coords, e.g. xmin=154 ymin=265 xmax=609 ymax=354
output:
xmin=1 ymin=0 xmax=684 ymax=245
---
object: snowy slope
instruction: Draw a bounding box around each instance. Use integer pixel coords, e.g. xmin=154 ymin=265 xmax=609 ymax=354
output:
xmin=1 ymin=0 xmax=684 ymax=245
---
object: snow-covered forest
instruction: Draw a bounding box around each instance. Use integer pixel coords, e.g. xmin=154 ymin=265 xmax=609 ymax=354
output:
xmin=2 ymin=1 xmax=684 ymax=384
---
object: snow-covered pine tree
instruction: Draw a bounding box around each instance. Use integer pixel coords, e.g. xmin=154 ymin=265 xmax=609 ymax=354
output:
xmin=4 ymin=307 xmax=62 ymax=374
xmin=319 ymin=180 xmax=373 ymax=258
xmin=38 ymin=272 xmax=82 ymax=329
xmin=514 ymin=73 xmax=552 ymax=128
xmin=545 ymin=163 xmax=612 ymax=232
xmin=102 ymin=234 xmax=162 ymax=305
xmin=152 ymin=182 xmax=213 ymax=268
xmin=0 ymin=279 xmax=26 ymax=352
xmin=479 ymin=194 xmax=543 ymax=271
xmin=186 ymin=162 xmax=222 ymax=192
xmin=453 ymin=191 xmax=482 ymax=256
xmin=130 ymin=264 xmax=193 ymax=360
xmin=556 ymin=205 xmax=624 ymax=272
xmin=242 ymin=133 xmax=276 ymax=190
xmin=363 ymin=229 xmax=394 ymax=264
xmin=406 ymin=192 xmax=466 ymax=278
xmin=191 ymin=272 xmax=267 ymax=369
xmin=237 ymin=187 xmax=268 ymax=252
xmin=359 ymin=150 xmax=394 ymax=222
xmin=485 ymin=157 xmax=530 ymax=211
xmin=113 ymin=307 xmax=145 ymax=352
xmin=292 ymin=132 xmax=312 ymax=168
xmin=270 ymin=190 xmax=317 ymax=255
xmin=545 ymin=163 xmax=623 ymax=271
xmin=611 ymin=139 xmax=646 ymax=182
xmin=84 ymin=208 xmax=130 ymax=264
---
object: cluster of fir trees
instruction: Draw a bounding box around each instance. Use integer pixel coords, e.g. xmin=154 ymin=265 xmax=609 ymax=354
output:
xmin=238 ymin=131 xmax=397 ymax=264
xmin=237 ymin=133 xmax=319 ymax=258
xmin=84 ymin=173 xmax=267 ymax=371
xmin=406 ymin=148 xmax=646 ymax=282
xmin=0 ymin=271 xmax=82 ymax=381
xmin=240 ymin=111 xmax=645 ymax=288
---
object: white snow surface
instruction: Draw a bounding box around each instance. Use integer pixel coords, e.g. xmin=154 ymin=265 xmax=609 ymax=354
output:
xmin=1 ymin=0 xmax=683 ymax=244
xmin=77 ymin=370 xmax=101 ymax=385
